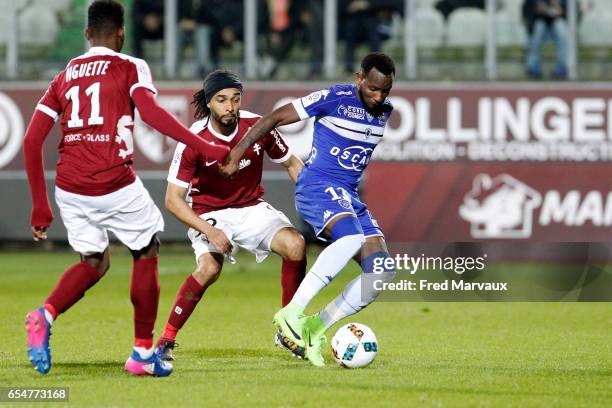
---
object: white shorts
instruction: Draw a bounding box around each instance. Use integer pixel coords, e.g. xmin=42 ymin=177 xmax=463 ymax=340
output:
xmin=188 ymin=201 xmax=293 ymax=264
xmin=55 ymin=178 xmax=164 ymax=255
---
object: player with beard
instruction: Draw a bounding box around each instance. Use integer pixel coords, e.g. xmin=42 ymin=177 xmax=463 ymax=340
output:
xmin=156 ymin=70 xmax=307 ymax=361
xmin=221 ymin=53 xmax=398 ymax=366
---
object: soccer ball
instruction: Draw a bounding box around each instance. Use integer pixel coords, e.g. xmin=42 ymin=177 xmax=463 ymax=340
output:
xmin=330 ymin=323 xmax=378 ymax=368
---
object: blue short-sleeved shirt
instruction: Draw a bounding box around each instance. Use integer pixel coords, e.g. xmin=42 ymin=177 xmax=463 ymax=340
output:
xmin=291 ymin=84 xmax=393 ymax=239
xmin=291 ymin=84 xmax=393 ymax=190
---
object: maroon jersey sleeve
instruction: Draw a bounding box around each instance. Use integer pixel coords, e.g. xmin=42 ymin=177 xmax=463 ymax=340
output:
xmin=262 ymin=128 xmax=292 ymax=163
xmin=167 ymin=142 xmax=200 ymax=188
xmin=23 ymin=110 xmax=57 ymax=228
xmin=36 ymin=75 xmax=62 ymax=121
xmin=125 ymin=57 xmax=157 ymax=97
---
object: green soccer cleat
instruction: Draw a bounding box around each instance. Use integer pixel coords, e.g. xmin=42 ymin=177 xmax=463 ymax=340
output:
xmin=274 ymin=330 xmax=306 ymax=359
xmin=272 ymin=303 xmax=305 ymax=348
xmin=303 ymin=314 xmax=327 ymax=367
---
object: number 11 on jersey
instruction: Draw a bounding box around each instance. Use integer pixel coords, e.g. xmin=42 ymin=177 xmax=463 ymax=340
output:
xmin=65 ymin=82 xmax=104 ymax=128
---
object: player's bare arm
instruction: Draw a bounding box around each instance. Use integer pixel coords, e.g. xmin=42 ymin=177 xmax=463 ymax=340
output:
xmin=220 ymin=103 xmax=301 ymax=178
xmin=281 ymin=155 xmax=304 ymax=183
xmin=165 ymin=183 xmax=232 ymax=254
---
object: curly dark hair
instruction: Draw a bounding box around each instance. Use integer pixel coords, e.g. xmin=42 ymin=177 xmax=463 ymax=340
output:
xmin=87 ymin=0 xmax=124 ymax=38
xmin=192 ymin=89 xmax=209 ymax=120
xmin=360 ymin=52 xmax=395 ymax=76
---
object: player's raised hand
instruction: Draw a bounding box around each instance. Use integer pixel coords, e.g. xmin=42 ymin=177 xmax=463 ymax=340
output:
xmin=206 ymin=228 xmax=233 ymax=254
xmin=219 ymin=149 xmax=241 ymax=179
xmin=31 ymin=226 xmax=48 ymax=242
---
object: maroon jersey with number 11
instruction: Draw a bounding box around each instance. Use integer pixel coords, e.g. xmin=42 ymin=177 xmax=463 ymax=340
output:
xmin=36 ymin=46 xmax=157 ymax=196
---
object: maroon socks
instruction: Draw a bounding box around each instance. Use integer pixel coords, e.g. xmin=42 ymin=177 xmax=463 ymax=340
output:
xmin=44 ymin=261 xmax=102 ymax=318
xmin=131 ymin=257 xmax=160 ymax=348
xmin=281 ymin=259 xmax=307 ymax=307
xmin=161 ymin=274 xmax=207 ymax=341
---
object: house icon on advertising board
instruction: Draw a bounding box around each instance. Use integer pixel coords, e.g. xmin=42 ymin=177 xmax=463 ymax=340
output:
xmin=459 ymin=174 xmax=542 ymax=239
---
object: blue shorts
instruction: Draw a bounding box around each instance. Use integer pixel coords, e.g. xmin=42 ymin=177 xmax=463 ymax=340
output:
xmin=295 ymin=170 xmax=383 ymax=241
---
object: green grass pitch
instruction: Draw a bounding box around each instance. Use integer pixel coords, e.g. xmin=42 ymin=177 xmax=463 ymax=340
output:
xmin=1 ymin=247 xmax=611 ymax=407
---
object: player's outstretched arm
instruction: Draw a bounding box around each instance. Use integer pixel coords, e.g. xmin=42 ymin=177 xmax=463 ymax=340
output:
xmin=165 ymin=182 xmax=233 ymax=254
xmin=281 ymin=155 xmax=304 ymax=183
xmin=23 ymin=110 xmax=56 ymax=241
xmin=132 ymin=87 xmax=230 ymax=162
xmin=220 ymin=103 xmax=301 ymax=178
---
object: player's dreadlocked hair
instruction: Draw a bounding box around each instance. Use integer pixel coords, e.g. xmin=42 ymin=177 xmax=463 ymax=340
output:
xmin=87 ymin=0 xmax=124 ymax=38
xmin=360 ymin=52 xmax=395 ymax=76
xmin=192 ymin=88 xmax=209 ymax=120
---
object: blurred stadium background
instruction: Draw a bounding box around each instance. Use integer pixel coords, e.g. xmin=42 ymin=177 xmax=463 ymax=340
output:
xmin=2 ymin=0 xmax=612 ymax=80
xmin=0 ymin=0 xmax=610 ymax=253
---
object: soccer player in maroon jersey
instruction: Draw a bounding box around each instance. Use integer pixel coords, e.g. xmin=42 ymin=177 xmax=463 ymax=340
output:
xmin=22 ymin=0 xmax=229 ymax=376
xmin=155 ymin=70 xmax=308 ymax=361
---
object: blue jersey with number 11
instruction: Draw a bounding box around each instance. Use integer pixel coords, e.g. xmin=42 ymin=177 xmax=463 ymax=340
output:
xmin=291 ymin=84 xmax=393 ymax=190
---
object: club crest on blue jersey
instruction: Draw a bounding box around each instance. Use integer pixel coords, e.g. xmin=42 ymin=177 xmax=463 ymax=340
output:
xmin=338 ymin=199 xmax=352 ymax=209
xmin=378 ymin=112 xmax=389 ymax=126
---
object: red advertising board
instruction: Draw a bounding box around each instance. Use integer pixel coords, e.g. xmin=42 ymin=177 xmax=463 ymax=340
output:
xmin=1 ymin=82 xmax=610 ymax=242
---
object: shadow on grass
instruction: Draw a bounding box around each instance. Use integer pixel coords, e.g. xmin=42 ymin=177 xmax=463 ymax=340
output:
xmin=173 ymin=347 xmax=315 ymax=372
xmin=51 ymin=360 xmax=125 ymax=375
xmin=6 ymin=360 xmax=126 ymax=381
xmin=54 ymin=361 xmax=123 ymax=369
xmin=186 ymin=347 xmax=283 ymax=359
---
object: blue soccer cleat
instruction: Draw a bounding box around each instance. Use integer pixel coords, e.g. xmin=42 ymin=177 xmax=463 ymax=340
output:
xmin=155 ymin=337 xmax=178 ymax=362
xmin=25 ymin=307 xmax=52 ymax=374
xmin=125 ymin=349 xmax=173 ymax=377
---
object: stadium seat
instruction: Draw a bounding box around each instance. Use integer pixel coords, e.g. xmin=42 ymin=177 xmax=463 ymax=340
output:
xmin=0 ymin=0 xmax=59 ymax=46
xmin=501 ymin=0 xmax=523 ymax=16
xmin=44 ymin=0 xmax=72 ymax=13
xmin=579 ymin=10 xmax=612 ymax=47
xmin=0 ymin=0 xmax=28 ymax=43
xmin=18 ymin=4 xmax=60 ymax=46
xmin=0 ymin=16 xmax=9 ymax=44
xmin=0 ymin=0 xmax=29 ymax=9
xmin=415 ymin=7 xmax=445 ymax=49
xmin=447 ymin=9 xmax=487 ymax=47
xmin=383 ymin=11 xmax=405 ymax=50
xmin=496 ymin=10 xmax=527 ymax=47
xmin=415 ymin=0 xmax=438 ymax=8
xmin=589 ymin=0 xmax=611 ymax=11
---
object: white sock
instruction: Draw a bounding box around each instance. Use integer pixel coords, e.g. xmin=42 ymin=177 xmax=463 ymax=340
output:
xmin=319 ymin=266 xmax=396 ymax=328
xmin=319 ymin=275 xmax=363 ymax=329
xmin=134 ymin=346 xmax=154 ymax=359
xmin=291 ymin=234 xmax=365 ymax=308
xmin=43 ymin=309 xmax=54 ymax=326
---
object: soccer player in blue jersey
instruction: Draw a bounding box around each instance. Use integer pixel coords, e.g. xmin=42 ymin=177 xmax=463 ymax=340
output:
xmin=221 ymin=52 xmax=397 ymax=366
